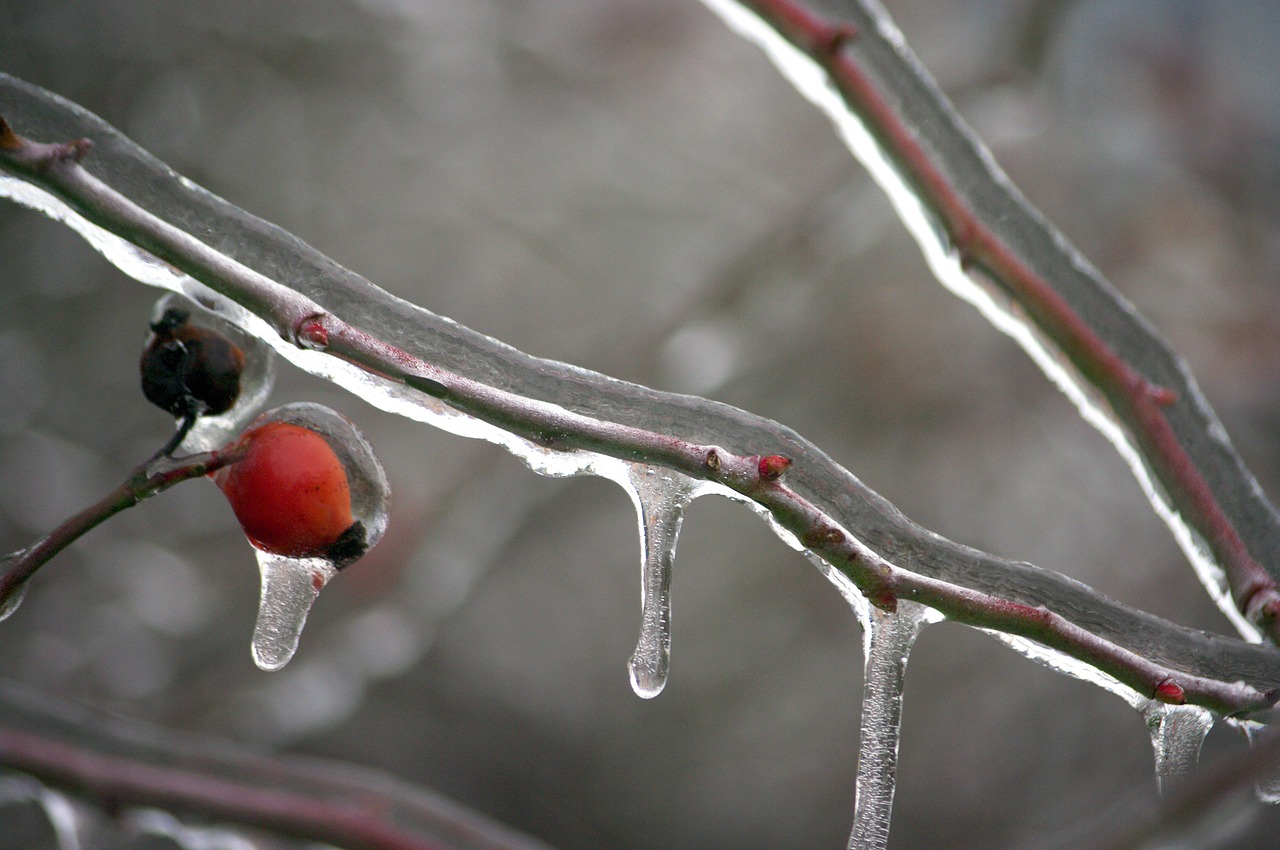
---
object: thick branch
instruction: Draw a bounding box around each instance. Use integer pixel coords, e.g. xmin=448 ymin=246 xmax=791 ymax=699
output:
xmin=710 ymin=0 xmax=1280 ymax=641
xmin=2 ymin=78 xmax=1280 ymax=715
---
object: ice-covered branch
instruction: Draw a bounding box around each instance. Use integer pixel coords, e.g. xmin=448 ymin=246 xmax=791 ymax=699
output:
xmin=0 ymin=447 xmax=238 ymax=616
xmin=0 ymin=680 xmax=553 ymax=850
xmin=700 ymin=0 xmax=1280 ymax=644
xmin=1 ymin=76 xmax=1279 ymax=717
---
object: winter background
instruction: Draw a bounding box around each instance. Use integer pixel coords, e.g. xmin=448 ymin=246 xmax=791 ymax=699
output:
xmin=2 ymin=1 xmax=1280 ymax=847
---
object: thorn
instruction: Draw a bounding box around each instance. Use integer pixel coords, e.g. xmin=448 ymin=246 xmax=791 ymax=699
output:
xmin=757 ymin=454 xmax=791 ymax=481
xmin=705 ymin=449 xmax=722 ymax=472
xmin=405 ymin=372 xmax=447 ymax=397
xmin=1154 ymin=678 xmax=1186 ymax=705
xmin=0 ymin=115 xmax=21 ymax=150
xmin=296 ymin=315 xmax=330 ymax=351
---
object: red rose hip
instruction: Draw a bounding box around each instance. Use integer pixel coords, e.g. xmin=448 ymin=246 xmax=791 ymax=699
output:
xmin=214 ymin=421 xmax=356 ymax=559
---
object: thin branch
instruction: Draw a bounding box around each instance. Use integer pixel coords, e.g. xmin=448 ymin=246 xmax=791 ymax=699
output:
xmin=711 ymin=0 xmax=1280 ymax=641
xmin=0 ymin=680 xmax=554 ymax=850
xmin=2 ymin=81 xmax=1280 ymax=715
xmin=0 ymin=445 xmax=240 ymax=607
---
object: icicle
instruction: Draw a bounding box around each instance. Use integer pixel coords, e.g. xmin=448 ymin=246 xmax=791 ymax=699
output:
xmin=849 ymin=600 xmax=933 ymax=850
xmin=251 ymin=553 xmax=336 ymax=671
xmin=624 ymin=464 xmax=697 ymax=699
xmin=1142 ymin=702 xmax=1214 ymax=795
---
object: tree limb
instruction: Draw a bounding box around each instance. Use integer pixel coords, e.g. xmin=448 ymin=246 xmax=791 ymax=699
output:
xmin=1 ymin=70 xmax=1279 ymax=717
xmin=704 ymin=0 xmax=1280 ymax=642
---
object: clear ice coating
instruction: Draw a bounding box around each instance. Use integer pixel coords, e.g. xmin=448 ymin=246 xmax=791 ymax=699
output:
xmin=145 ymin=293 xmax=277 ymax=453
xmin=252 ymin=554 xmax=336 ymax=671
xmin=1142 ymin=702 xmax=1214 ymax=795
xmin=849 ymin=600 xmax=933 ymax=850
xmin=229 ymin=403 xmax=390 ymax=670
xmin=696 ymin=0 xmax=1260 ymax=642
xmin=624 ymin=464 xmax=698 ymax=699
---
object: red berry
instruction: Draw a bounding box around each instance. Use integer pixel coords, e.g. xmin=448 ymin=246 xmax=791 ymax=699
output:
xmin=213 ymin=421 xmax=356 ymax=559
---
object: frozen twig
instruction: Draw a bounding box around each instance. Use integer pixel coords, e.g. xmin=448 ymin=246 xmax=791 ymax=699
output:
xmin=1 ymin=78 xmax=1279 ymax=716
xmin=0 ymin=446 xmax=240 ymax=610
xmin=704 ymin=0 xmax=1280 ymax=642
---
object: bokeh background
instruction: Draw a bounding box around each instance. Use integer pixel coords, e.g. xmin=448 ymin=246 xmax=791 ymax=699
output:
xmin=3 ymin=0 xmax=1280 ymax=847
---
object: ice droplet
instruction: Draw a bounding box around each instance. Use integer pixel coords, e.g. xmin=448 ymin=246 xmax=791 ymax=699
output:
xmin=1142 ymin=702 xmax=1213 ymax=795
xmin=849 ymin=600 xmax=932 ymax=850
xmin=1239 ymin=723 xmax=1280 ymax=804
xmin=251 ymin=553 xmax=336 ymax=671
xmin=624 ymin=464 xmax=697 ymax=699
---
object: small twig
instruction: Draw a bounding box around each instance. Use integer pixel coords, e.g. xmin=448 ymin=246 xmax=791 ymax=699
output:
xmin=0 ymin=445 xmax=240 ymax=609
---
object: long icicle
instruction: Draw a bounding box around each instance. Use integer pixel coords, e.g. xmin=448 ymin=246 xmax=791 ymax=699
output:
xmin=850 ymin=600 xmax=932 ymax=850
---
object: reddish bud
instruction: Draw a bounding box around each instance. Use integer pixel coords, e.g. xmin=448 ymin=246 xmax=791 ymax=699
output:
xmin=297 ymin=315 xmax=330 ymax=351
xmin=1154 ymin=679 xmax=1186 ymax=704
xmin=757 ymin=455 xmax=792 ymax=481
xmin=1148 ymin=385 xmax=1178 ymax=407
xmin=213 ymin=421 xmax=358 ymax=560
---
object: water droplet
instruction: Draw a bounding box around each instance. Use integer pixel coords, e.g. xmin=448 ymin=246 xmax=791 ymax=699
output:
xmin=624 ymin=464 xmax=696 ymax=699
xmin=251 ymin=552 xmax=336 ymax=671
xmin=1142 ymin=702 xmax=1214 ymax=795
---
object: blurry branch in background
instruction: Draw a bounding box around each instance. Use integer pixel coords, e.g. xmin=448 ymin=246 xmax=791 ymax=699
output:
xmin=0 ymin=680 xmax=554 ymax=850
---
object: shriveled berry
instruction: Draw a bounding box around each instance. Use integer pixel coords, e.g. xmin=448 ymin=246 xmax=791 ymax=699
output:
xmin=213 ymin=421 xmax=358 ymax=560
xmin=141 ymin=308 xmax=245 ymax=417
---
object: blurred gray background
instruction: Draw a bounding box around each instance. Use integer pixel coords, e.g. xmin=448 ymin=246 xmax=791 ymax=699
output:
xmin=3 ymin=1 xmax=1280 ymax=847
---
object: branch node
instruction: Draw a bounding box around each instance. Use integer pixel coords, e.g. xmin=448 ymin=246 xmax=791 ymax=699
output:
xmin=822 ymin=24 xmax=859 ymax=53
xmin=757 ymin=454 xmax=791 ymax=481
xmin=295 ymin=314 xmax=330 ymax=351
xmin=1147 ymin=383 xmax=1178 ymax=407
xmin=705 ymin=448 xmax=722 ymax=472
xmin=1243 ymin=587 xmax=1280 ymax=627
xmin=1153 ymin=677 xmax=1187 ymax=705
